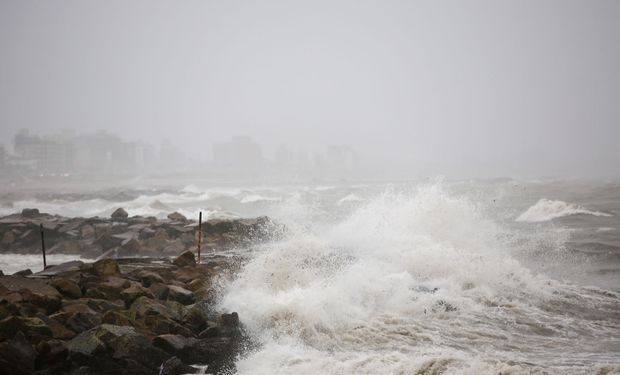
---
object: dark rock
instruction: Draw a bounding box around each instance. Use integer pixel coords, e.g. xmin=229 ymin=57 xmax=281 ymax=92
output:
xmin=0 ymin=331 xmax=37 ymax=375
xmin=50 ymin=307 xmax=102 ymax=334
xmin=36 ymin=260 xmax=86 ymax=277
xmin=133 ymin=270 xmax=165 ymax=287
xmin=167 ymin=212 xmax=187 ymax=222
xmin=0 ymin=299 xmax=20 ymax=320
xmin=13 ymin=268 xmax=33 ymax=276
xmin=0 ymin=276 xmax=63 ymax=314
xmin=50 ymin=278 xmax=82 ymax=299
xmin=218 ymin=312 xmax=240 ymax=328
xmin=120 ymin=283 xmax=154 ymax=306
xmin=159 ymin=356 xmax=197 ymax=375
xmin=173 ymin=250 xmax=197 ymax=268
xmin=167 ymin=285 xmax=195 ymax=305
xmin=101 ymin=310 xmax=134 ymax=327
xmin=111 ymin=208 xmax=129 ymax=220
xmin=153 ymin=334 xmax=197 ymax=355
xmin=37 ymin=313 xmax=77 ymax=340
xmin=149 ymin=282 xmax=169 ymax=300
xmin=0 ymin=315 xmax=52 ymax=341
xmin=21 ymin=208 xmax=40 ymax=218
xmin=92 ymin=258 xmax=121 ymax=277
xmin=66 ymin=329 xmax=106 ymax=361
xmin=35 ymin=338 xmax=68 ymax=369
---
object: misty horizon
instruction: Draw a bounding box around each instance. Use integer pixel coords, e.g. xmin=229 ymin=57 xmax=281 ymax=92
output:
xmin=1 ymin=0 xmax=619 ymax=179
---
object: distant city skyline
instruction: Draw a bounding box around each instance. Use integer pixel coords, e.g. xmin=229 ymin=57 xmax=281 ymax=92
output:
xmin=0 ymin=128 xmax=361 ymax=179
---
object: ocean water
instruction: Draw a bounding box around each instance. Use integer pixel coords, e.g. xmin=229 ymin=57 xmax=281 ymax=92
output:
xmin=1 ymin=178 xmax=619 ymax=373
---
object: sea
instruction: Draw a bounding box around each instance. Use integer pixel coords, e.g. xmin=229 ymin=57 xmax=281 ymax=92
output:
xmin=0 ymin=177 xmax=618 ymax=374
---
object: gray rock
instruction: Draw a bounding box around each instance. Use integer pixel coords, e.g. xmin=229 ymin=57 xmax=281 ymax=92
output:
xmin=167 ymin=285 xmax=195 ymax=305
xmin=110 ymin=208 xmax=128 ymax=220
xmin=167 ymin=212 xmax=187 ymax=222
xmin=173 ymin=250 xmax=196 ymax=268
xmin=21 ymin=208 xmax=40 ymax=218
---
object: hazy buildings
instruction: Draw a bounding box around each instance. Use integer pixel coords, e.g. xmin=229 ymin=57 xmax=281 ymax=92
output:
xmin=213 ymin=136 xmax=263 ymax=171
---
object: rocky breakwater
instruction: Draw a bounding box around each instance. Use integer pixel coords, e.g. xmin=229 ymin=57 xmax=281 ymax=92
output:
xmin=0 ymin=208 xmax=282 ymax=259
xmin=0 ymin=251 xmax=250 ymax=375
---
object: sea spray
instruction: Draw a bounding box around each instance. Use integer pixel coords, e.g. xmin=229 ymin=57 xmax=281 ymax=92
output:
xmin=218 ymin=184 xmax=597 ymax=374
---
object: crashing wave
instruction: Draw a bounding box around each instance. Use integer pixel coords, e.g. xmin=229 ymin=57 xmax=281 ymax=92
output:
xmin=517 ymin=199 xmax=612 ymax=222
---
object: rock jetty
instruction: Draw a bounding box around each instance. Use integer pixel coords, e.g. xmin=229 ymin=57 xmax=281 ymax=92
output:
xmin=0 ymin=208 xmax=282 ymax=259
xmin=0 ymin=209 xmax=283 ymax=374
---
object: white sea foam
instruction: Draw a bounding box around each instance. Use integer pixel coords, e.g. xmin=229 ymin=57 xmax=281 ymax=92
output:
xmin=219 ymin=184 xmax=572 ymax=373
xmin=517 ymin=199 xmax=612 ymax=222
xmin=240 ymin=194 xmax=280 ymax=204
xmin=336 ymin=193 xmax=364 ymax=205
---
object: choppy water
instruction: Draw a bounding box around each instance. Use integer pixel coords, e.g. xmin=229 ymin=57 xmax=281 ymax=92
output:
xmin=1 ymin=178 xmax=619 ymax=373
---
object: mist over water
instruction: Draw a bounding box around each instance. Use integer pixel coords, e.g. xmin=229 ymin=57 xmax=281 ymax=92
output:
xmin=1 ymin=1 xmax=619 ymax=373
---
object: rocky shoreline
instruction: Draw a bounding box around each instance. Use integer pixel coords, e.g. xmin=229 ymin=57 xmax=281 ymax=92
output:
xmin=0 ymin=209 xmax=280 ymax=375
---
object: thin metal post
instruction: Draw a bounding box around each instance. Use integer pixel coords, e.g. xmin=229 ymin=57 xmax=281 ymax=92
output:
xmin=40 ymin=223 xmax=46 ymax=269
xmin=197 ymin=211 xmax=202 ymax=264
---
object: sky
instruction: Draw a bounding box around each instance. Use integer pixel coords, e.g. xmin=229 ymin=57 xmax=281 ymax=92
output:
xmin=1 ymin=0 xmax=619 ymax=178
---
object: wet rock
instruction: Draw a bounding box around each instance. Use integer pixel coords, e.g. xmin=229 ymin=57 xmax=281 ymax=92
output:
xmin=218 ymin=312 xmax=239 ymax=328
xmin=101 ymin=310 xmax=134 ymax=327
xmin=153 ymin=334 xmax=197 ymax=355
xmin=36 ymin=260 xmax=86 ymax=277
xmin=173 ymin=250 xmax=197 ymax=268
xmin=133 ymin=270 xmax=165 ymax=287
xmin=0 ymin=331 xmax=37 ymax=375
xmin=167 ymin=212 xmax=187 ymax=222
xmin=120 ymin=283 xmax=154 ymax=306
xmin=66 ymin=329 xmax=106 ymax=360
xmin=167 ymin=285 xmax=195 ymax=305
xmin=0 ymin=276 xmax=63 ymax=314
xmin=13 ymin=268 xmax=33 ymax=276
xmin=92 ymin=258 xmax=121 ymax=277
xmin=35 ymin=338 xmax=68 ymax=369
xmin=50 ymin=306 xmax=102 ymax=334
xmin=111 ymin=208 xmax=129 ymax=220
xmin=50 ymin=278 xmax=82 ymax=299
xmin=21 ymin=208 xmax=40 ymax=218
xmin=159 ymin=356 xmax=197 ymax=375
xmin=0 ymin=315 xmax=52 ymax=341
xmin=0 ymin=299 xmax=20 ymax=320
xmin=148 ymin=282 xmax=169 ymax=300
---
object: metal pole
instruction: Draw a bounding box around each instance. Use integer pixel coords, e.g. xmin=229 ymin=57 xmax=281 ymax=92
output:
xmin=197 ymin=211 xmax=202 ymax=264
xmin=40 ymin=223 xmax=46 ymax=269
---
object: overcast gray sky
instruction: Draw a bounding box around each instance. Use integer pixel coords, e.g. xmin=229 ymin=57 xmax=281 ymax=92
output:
xmin=1 ymin=0 xmax=619 ymax=178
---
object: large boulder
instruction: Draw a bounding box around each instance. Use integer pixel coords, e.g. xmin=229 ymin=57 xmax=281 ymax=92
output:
xmin=159 ymin=356 xmax=197 ymax=375
xmin=21 ymin=208 xmax=40 ymax=218
xmin=0 ymin=276 xmax=63 ymax=314
xmin=50 ymin=278 xmax=82 ymax=299
xmin=167 ymin=212 xmax=187 ymax=222
xmin=173 ymin=250 xmax=196 ymax=268
xmin=110 ymin=208 xmax=129 ymax=220
xmin=166 ymin=285 xmax=195 ymax=305
xmin=0 ymin=316 xmax=52 ymax=341
xmin=92 ymin=259 xmax=121 ymax=277
xmin=0 ymin=332 xmax=37 ymax=375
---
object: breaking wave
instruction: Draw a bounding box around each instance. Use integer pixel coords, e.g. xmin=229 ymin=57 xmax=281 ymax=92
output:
xmin=218 ymin=184 xmax=618 ymax=374
xmin=517 ymin=199 xmax=612 ymax=222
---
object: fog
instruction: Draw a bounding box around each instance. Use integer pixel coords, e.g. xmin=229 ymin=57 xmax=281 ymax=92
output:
xmin=1 ymin=0 xmax=619 ymax=180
